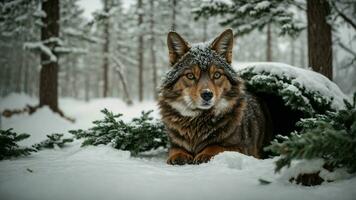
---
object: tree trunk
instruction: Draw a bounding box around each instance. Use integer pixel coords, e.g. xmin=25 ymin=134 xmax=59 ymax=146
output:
xmin=266 ymin=23 xmax=272 ymax=61
xmin=150 ymin=0 xmax=158 ymax=100
xmin=102 ymin=0 xmax=110 ymax=97
xmin=137 ymin=0 xmax=144 ymax=101
xmin=203 ymin=19 xmax=208 ymax=41
xmin=112 ymin=58 xmax=133 ymax=105
xmin=23 ymin=52 xmax=30 ymax=95
xmin=16 ymin=42 xmax=24 ymax=93
xmin=84 ymin=72 xmax=90 ymax=102
xmin=307 ymin=0 xmax=333 ymax=80
xmin=290 ymin=37 xmax=295 ymax=66
xmin=171 ymin=0 xmax=177 ymax=31
xmin=39 ymin=0 xmax=60 ymax=111
xmin=72 ymin=59 xmax=78 ymax=98
xmin=4 ymin=64 xmax=11 ymax=96
xmin=300 ymin=31 xmax=306 ymax=68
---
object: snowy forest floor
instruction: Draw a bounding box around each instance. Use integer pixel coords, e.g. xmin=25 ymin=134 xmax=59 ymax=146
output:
xmin=1 ymin=94 xmax=356 ymax=200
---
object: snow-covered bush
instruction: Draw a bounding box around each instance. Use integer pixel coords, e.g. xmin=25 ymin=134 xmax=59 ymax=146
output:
xmin=266 ymin=93 xmax=356 ymax=174
xmin=69 ymin=109 xmax=168 ymax=155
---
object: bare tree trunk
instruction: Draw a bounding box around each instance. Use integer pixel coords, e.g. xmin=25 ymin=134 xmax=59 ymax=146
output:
xmin=203 ymin=19 xmax=208 ymax=41
xmin=307 ymin=0 xmax=333 ymax=80
xmin=149 ymin=0 xmax=158 ymax=100
xmin=39 ymin=0 xmax=60 ymax=111
xmin=72 ymin=59 xmax=78 ymax=98
xmin=84 ymin=71 xmax=90 ymax=102
xmin=16 ymin=43 xmax=24 ymax=93
xmin=4 ymin=65 xmax=11 ymax=96
xmin=290 ymin=37 xmax=295 ymax=66
xmin=266 ymin=23 xmax=272 ymax=61
xmin=102 ymin=0 xmax=110 ymax=97
xmin=137 ymin=0 xmax=144 ymax=101
xmin=171 ymin=0 xmax=177 ymax=31
xmin=23 ymin=52 xmax=30 ymax=95
xmin=112 ymin=57 xmax=133 ymax=105
xmin=300 ymin=31 xmax=306 ymax=68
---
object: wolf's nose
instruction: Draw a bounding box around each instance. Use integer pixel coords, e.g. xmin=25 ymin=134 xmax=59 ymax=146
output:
xmin=201 ymin=90 xmax=213 ymax=101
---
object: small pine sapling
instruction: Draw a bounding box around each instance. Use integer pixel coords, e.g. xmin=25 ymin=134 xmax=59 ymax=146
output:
xmin=69 ymin=109 xmax=168 ymax=155
xmin=0 ymin=128 xmax=36 ymax=160
xmin=33 ymin=133 xmax=74 ymax=150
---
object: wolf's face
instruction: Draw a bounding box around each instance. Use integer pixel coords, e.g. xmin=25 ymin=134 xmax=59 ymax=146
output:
xmin=160 ymin=29 xmax=243 ymax=117
xmin=172 ymin=64 xmax=232 ymax=111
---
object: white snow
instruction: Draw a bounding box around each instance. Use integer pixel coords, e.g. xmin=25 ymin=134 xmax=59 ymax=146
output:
xmin=0 ymin=91 xmax=355 ymax=200
xmin=234 ymin=62 xmax=349 ymax=110
xmin=23 ymin=42 xmax=57 ymax=62
xmin=255 ymin=1 xmax=271 ymax=10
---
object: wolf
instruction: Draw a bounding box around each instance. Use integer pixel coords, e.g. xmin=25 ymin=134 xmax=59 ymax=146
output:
xmin=158 ymin=29 xmax=272 ymax=165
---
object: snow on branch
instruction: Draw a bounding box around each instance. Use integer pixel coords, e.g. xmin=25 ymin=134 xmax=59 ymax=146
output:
xmin=33 ymin=8 xmax=46 ymax=18
xmin=54 ymin=47 xmax=87 ymax=54
xmin=1 ymin=0 xmax=26 ymax=11
xmin=23 ymin=41 xmax=57 ymax=62
xmin=63 ymin=28 xmax=103 ymax=43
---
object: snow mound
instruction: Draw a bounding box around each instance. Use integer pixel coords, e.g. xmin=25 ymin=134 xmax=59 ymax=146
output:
xmin=234 ymin=62 xmax=348 ymax=111
xmin=2 ymin=106 xmax=74 ymax=146
xmin=279 ymin=159 xmax=354 ymax=183
xmin=0 ymin=93 xmax=37 ymax=111
xmin=210 ymin=151 xmax=259 ymax=170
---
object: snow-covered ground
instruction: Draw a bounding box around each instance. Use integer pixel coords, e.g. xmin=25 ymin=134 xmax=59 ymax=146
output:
xmin=1 ymin=94 xmax=356 ymax=200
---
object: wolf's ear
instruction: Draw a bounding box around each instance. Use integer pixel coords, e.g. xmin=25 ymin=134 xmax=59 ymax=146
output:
xmin=210 ymin=29 xmax=234 ymax=64
xmin=167 ymin=32 xmax=191 ymax=66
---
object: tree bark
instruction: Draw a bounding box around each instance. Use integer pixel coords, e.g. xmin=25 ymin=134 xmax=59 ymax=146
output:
xmin=23 ymin=51 xmax=30 ymax=95
xmin=300 ymin=31 xmax=306 ymax=68
xmin=203 ymin=19 xmax=208 ymax=42
xmin=84 ymin=71 xmax=90 ymax=102
xmin=39 ymin=0 xmax=60 ymax=111
xmin=171 ymin=0 xmax=177 ymax=31
xmin=112 ymin=58 xmax=133 ymax=105
xmin=290 ymin=37 xmax=295 ymax=66
xmin=307 ymin=0 xmax=333 ymax=80
xmin=266 ymin=23 xmax=272 ymax=61
xmin=16 ymin=42 xmax=24 ymax=93
xmin=102 ymin=0 xmax=110 ymax=97
xmin=149 ymin=0 xmax=158 ymax=100
xmin=137 ymin=0 xmax=144 ymax=101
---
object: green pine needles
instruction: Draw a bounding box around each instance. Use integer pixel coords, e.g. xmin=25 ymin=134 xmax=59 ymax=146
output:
xmin=69 ymin=109 xmax=168 ymax=155
xmin=33 ymin=133 xmax=73 ymax=150
xmin=0 ymin=129 xmax=73 ymax=160
xmin=266 ymin=93 xmax=356 ymax=173
xmin=0 ymin=128 xmax=35 ymax=160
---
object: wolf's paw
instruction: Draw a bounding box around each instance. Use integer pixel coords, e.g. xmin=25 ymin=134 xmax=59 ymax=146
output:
xmin=193 ymin=153 xmax=214 ymax=164
xmin=167 ymin=152 xmax=193 ymax=165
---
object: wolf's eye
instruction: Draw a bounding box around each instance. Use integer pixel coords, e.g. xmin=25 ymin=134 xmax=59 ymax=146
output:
xmin=213 ymin=72 xmax=221 ymax=79
xmin=186 ymin=73 xmax=195 ymax=80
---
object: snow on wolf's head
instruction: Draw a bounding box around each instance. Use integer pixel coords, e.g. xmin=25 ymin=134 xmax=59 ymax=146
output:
xmin=159 ymin=29 xmax=244 ymax=117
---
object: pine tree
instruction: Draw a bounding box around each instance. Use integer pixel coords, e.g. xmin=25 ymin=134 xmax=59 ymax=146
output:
xmin=193 ymin=0 xmax=303 ymax=37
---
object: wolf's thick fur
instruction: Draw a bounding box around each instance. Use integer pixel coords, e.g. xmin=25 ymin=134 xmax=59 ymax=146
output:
xmin=159 ymin=29 xmax=272 ymax=165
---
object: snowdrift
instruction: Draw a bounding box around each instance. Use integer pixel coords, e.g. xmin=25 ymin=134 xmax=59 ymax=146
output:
xmin=234 ymin=62 xmax=348 ymax=137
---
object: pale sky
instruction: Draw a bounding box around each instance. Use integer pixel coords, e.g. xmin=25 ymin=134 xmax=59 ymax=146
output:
xmin=77 ymin=0 xmax=134 ymax=20
xmin=77 ymin=0 xmax=102 ymax=20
